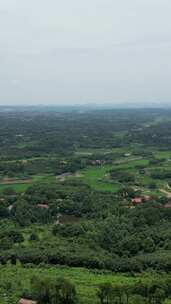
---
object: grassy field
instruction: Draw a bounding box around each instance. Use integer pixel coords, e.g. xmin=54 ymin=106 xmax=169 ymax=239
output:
xmin=80 ymin=165 xmax=121 ymax=192
xmin=0 ymin=264 xmax=169 ymax=304
xmin=0 ymin=183 xmax=30 ymax=192
xmin=153 ymin=150 xmax=171 ymax=159
xmin=0 ymin=174 xmax=56 ymax=193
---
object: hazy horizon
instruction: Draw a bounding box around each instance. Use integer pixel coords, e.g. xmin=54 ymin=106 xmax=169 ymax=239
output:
xmin=1 ymin=0 xmax=171 ymax=106
xmin=0 ymin=101 xmax=171 ymax=109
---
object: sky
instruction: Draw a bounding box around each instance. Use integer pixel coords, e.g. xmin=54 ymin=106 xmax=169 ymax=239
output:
xmin=0 ymin=0 xmax=171 ymax=106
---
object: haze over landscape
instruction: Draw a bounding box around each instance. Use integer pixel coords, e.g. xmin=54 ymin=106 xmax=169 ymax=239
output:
xmin=1 ymin=0 xmax=171 ymax=106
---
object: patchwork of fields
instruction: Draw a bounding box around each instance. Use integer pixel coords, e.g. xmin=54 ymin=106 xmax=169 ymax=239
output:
xmin=1 ymin=147 xmax=171 ymax=198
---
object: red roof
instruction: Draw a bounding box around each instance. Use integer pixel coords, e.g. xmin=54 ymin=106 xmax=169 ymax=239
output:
xmin=132 ymin=197 xmax=142 ymax=204
xmin=19 ymin=299 xmax=37 ymax=304
xmin=37 ymin=204 xmax=49 ymax=209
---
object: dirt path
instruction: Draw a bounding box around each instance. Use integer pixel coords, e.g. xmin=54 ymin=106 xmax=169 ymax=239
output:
xmin=56 ymin=172 xmax=81 ymax=182
xmin=160 ymin=189 xmax=171 ymax=198
xmin=114 ymin=156 xmax=143 ymax=165
xmin=0 ymin=179 xmax=32 ymax=185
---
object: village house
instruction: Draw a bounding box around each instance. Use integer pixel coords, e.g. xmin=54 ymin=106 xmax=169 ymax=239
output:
xmin=37 ymin=204 xmax=49 ymax=209
xmin=164 ymin=203 xmax=171 ymax=208
xmin=18 ymin=298 xmax=37 ymax=304
xmin=22 ymin=160 xmax=28 ymax=165
xmin=131 ymin=195 xmax=151 ymax=206
xmin=91 ymin=159 xmax=103 ymax=166
xmin=132 ymin=197 xmax=142 ymax=205
xmin=124 ymin=153 xmax=131 ymax=157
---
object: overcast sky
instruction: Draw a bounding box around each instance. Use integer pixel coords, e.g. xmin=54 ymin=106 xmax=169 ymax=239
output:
xmin=0 ymin=0 xmax=171 ymax=106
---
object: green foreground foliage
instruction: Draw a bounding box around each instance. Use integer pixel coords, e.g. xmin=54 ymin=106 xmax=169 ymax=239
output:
xmin=1 ymin=263 xmax=171 ymax=304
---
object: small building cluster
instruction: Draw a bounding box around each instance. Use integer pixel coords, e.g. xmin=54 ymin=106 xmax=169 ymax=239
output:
xmin=91 ymin=159 xmax=105 ymax=166
xmin=131 ymin=195 xmax=151 ymax=205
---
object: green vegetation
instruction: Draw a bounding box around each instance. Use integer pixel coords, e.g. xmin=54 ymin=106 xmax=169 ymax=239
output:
xmin=1 ymin=263 xmax=171 ymax=304
xmin=0 ymin=175 xmax=56 ymax=193
xmin=1 ymin=107 xmax=171 ymax=302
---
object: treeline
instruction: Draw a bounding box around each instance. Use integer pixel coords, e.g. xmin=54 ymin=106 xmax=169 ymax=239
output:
xmin=25 ymin=276 xmax=78 ymax=304
xmin=97 ymin=279 xmax=171 ymax=304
